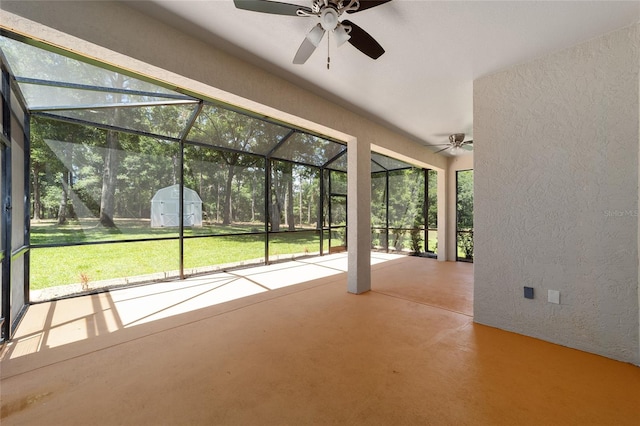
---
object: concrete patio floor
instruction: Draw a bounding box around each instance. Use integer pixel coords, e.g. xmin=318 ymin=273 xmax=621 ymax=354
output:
xmin=1 ymin=253 xmax=639 ymax=425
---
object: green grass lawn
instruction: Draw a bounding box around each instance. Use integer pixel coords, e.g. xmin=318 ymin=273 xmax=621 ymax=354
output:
xmin=29 ymin=218 xmax=264 ymax=245
xmin=29 ymin=219 xmax=453 ymax=290
xmin=30 ymin=219 xmax=322 ymax=289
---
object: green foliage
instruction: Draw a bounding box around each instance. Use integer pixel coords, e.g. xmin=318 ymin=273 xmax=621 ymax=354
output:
xmin=389 ymin=169 xmax=423 ymax=229
xmin=456 ymin=170 xmax=474 ymax=260
xmin=427 ymin=169 xmax=438 ymax=228
xmin=371 ymin=167 xmax=434 ymax=254
xmin=333 ymin=227 xmax=346 ymax=247
xmin=29 ymin=115 xmax=326 ymax=229
xmin=409 ymin=215 xmax=423 ymax=255
xmin=391 ymin=228 xmax=406 ymax=251
xmin=329 ymin=169 xmax=347 ymax=195
xmin=428 ymin=235 xmax=438 ymax=253
xmin=456 ymin=170 xmax=474 ymax=230
xmin=371 ymin=168 xmax=426 ymax=230
xmin=458 ymin=231 xmax=474 ymax=259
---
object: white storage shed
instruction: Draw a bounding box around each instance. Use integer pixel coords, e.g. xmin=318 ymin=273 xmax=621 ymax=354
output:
xmin=151 ymin=184 xmax=203 ymax=227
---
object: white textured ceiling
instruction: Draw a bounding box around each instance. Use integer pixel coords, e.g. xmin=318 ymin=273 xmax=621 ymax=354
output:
xmin=124 ymin=0 xmax=640 ymax=152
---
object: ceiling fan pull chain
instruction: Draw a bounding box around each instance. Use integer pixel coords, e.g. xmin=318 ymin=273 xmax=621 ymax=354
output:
xmin=327 ymin=31 xmax=331 ymax=69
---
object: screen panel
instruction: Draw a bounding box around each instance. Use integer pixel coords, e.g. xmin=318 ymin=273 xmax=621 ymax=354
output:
xmin=271 ymin=132 xmax=345 ymax=167
xmin=186 ymin=104 xmax=291 ymax=156
xmin=30 ymin=240 xmax=180 ymax=302
xmin=30 ymin=117 xmax=181 ymax=246
xmin=183 ymin=143 xmax=266 ymax=235
xmin=8 ymin=84 xmax=28 ymax=333
xmin=47 ymin=103 xmax=198 ymax=139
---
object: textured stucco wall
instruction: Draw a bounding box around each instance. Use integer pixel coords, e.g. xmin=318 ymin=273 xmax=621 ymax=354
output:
xmin=474 ymin=24 xmax=640 ymax=364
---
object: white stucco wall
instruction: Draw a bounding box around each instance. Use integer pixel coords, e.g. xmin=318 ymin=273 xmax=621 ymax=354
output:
xmin=474 ymin=24 xmax=640 ymax=364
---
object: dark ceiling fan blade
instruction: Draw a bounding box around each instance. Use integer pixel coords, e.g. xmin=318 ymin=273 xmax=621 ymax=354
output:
xmin=346 ymin=0 xmax=392 ymax=14
xmin=342 ymin=20 xmax=384 ymax=59
xmin=434 ymin=147 xmax=450 ymax=154
xmin=233 ymin=0 xmax=312 ymax=16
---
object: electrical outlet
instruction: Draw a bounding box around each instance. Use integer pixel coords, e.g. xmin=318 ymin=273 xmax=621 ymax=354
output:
xmin=524 ymin=287 xmax=534 ymax=299
xmin=548 ymin=290 xmax=560 ymax=304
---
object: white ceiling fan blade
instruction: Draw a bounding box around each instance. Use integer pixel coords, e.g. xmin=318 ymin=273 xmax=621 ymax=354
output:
xmin=293 ymin=38 xmax=317 ymax=64
xmin=293 ymin=24 xmax=325 ymax=64
xmin=434 ymin=146 xmax=450 ymax=154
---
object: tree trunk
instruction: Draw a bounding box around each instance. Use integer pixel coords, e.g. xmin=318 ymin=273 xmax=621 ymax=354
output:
xmin=269 ymin=168 xmax=285 ymax=232
xmin=235 ymin=176 xmax=242 ymax=222
xmin=57 ymin=171 xmax=69 ymax=225
xmin=250 ymin=175 xmax=256 ymax=222
xmin=284 ymin=191 xmax=288 ymax=227
xmin=286 ymin=168 xmax=295 ymax=231
xmin=222 ymin=164 xmax=235 ymax=225
xmin=32 ymin=166 xmax=42 ymax=221
xmin=316 ymin=192 xmax=321 ymax=230
xmin=216 ymin=183 xmax=220 ymax=223
xmin=57 ymin=144 xmax=72 ymax=225
xmin=172 ymin=154 xmax=178 ymax=185
xmin=271 ymin=202 xmax=281 ymax=232
xmin=99 ymin=130 xmax=119 ymax=228
xmin=299 ymin=182 xmax=303 ymax=226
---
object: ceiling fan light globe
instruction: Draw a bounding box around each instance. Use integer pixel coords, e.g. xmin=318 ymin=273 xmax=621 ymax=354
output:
xmin=308 ymin=24 xmax=325 ymax=46
xmin=450 ymin=146 xmax=461 ymax=155
xmin=334 ymin=25 xmax=351 ymax=46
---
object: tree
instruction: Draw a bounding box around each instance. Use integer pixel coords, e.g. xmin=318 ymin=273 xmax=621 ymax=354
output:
xmin=29 ymin=116 xmax=101 ymax=223
xmin=56 ymin=144 xmax=72 ymax=225
xmin=30 ymin=117 xmax=59 ymax=221
xmin=427 ymin=169 xmax=438 ymax=229
xmin=189 ymin=107 xmax=275 ymax=226
xmin=99 ymin=129 xmax=119 ymax=227
xmin=270 ymin=161 xmax=286 ymax=231
xmin=456 ymin=170 xmax=474 ymax=230
xmin=456 ymin=170 xmax=474 ymax=259
xmin=285 ymin=163 xmax=295 ymax=230
xmin=98 ymin=74 xmax=128 ymax=228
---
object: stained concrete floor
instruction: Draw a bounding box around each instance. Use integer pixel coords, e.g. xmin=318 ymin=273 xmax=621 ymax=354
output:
xmin=1 ymin=253 xmax=639 ymax=425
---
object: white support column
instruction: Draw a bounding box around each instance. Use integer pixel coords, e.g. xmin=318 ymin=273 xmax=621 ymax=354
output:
xmin=347 ymin=136 xmax=371 ymax=294
xmin=637 ymin=65 xmax=640 ymax=365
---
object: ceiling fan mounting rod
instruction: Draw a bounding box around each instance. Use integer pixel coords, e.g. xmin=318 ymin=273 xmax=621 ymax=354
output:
xmin=339 ymin=0 xmax=361 ymax=14
xmin=296 ymin=0 xmax=360 ymax=17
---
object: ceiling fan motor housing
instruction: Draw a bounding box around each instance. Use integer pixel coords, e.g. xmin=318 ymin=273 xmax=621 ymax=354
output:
xmin=320 ymin=7 xmax=340 ymax=30
xmin=450 ymin=133 xmax=465 ymax=144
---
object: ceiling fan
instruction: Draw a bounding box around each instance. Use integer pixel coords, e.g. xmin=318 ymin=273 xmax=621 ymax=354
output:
xmin=433 ymin=133 xmax=473 ymax=155
xmin=233 ymin=0 xmax=391 ymax=65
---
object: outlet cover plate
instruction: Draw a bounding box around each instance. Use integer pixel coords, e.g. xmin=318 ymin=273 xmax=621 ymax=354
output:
xmin=548 ymin=290 xmax=560 ymax=304
xmin=524 ymin=287 xmax=534 ymax=299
